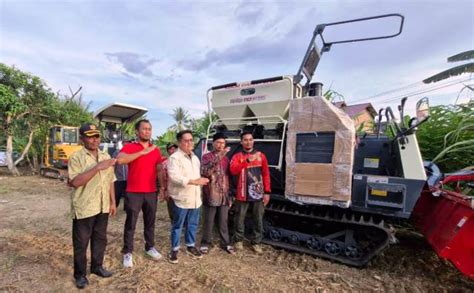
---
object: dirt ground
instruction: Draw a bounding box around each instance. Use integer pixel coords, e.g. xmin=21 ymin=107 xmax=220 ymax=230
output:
xmin=0 ymin=175 xmax=473 ymax=292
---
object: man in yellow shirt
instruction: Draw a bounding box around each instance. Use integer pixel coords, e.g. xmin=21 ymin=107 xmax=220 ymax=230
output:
xmin=68 ymin=123 xmax=117 ymax=289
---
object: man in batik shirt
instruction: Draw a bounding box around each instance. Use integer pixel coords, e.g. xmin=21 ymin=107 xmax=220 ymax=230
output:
xmin=200 ymin=132 xmax=235 ymax=254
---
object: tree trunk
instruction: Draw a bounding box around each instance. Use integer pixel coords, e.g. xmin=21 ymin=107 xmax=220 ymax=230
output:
xmin=5 ymin=115 xmax=20 ymax=176
xmin=14 ymin=129 xmax=35 ymax=167
xmin=32 ymin=155 xmax=39 ymax=172
xmin=6 ymin=134 xmax=20 ymax=176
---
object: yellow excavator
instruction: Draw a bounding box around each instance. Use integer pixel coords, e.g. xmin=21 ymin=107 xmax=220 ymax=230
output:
xmin=40 ymin=125 xmax=81 ymax=179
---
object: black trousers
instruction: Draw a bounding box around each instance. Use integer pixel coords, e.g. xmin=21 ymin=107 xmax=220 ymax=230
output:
xmin=122 ymin=192 xmax=157 ymax=253
xmin=72 ymin=213 xmax=109 ymax=279
xmin=233 ymin=200 xmax=264 ymax=245
xmin=201 ymin=204 xmax=231 ymax=247
xmin=114 ymin=181 xmax=127 ymax=209
xmin=166 ymin=198 xmax=174 ymax=222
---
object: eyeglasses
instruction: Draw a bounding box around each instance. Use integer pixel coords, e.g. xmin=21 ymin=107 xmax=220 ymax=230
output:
xmin=182 ymin=139 xmax=194 ymax=143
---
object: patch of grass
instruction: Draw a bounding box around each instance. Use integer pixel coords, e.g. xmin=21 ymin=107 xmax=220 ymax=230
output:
xmin=2 ymin=251 xmax=20 ymax=272
xmin=0 ymin=185 xmax=9 ymax=194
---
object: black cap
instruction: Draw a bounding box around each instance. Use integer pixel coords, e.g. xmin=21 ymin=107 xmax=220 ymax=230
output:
xmin=79 ymin=123 xmax=100 ymax=137
xmin=239 ymin=130 xmax=253 ymax=139
xmin=166 ymin=142 xmax=178 ymax=150
xmin=212 ymin=132 xmax=227 ymax=141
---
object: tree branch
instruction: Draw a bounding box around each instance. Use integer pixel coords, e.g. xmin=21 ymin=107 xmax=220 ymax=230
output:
xmin=14 ymin=129 xmax=35 ymax=166
xmin=16 ymin=111 xmax=31 ymax=120
xmin=68 ymin=86 xmax=82 ymax=101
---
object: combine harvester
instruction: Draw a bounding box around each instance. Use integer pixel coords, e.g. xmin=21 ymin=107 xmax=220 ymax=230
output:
xmin=195 ymin=14 xmax=474 ymax=278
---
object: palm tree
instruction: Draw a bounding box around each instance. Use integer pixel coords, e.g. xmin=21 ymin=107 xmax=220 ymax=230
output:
xmin=169 ymin=107 xmax=190 ymax=131
xmin=192 ymin=111 xmax=219 ymax=138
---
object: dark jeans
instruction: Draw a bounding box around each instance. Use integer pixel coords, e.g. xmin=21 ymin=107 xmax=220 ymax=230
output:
xmin=233 ymin=200 xmax=264 ymax=245
xmin=170 ymin=200 xmax=200 ymax=251
xmin=114 ymin=181 xmax=127 ymax=209
xmin=72 ymin=213 xmax=109 ymax=279
xmin=122 ymin=192 xmax=157 ymax=254
xmin=201 ymin=204 xmax=230 ymax=247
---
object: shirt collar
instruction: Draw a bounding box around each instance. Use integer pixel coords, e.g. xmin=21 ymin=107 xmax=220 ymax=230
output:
xmin=81 ymin=147 xmax=107 ymax=160
xmin=133 ymin=141 xmax=152 ymax=149
xmin=177 ymin=147 xmax=194 ymax=159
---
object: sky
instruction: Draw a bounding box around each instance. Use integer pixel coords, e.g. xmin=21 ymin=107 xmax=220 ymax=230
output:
xmin=1 ymin=0 xmax=473 ymax=136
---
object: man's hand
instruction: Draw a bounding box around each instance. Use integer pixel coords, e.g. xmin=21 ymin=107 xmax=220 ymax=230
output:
xmin=158 ymin=187 xmax=167 ymax=202
xmin=193 ymin=177 xmax=209 ymax=186
xmin=263 ymin=193 xmax=270 ymax=206
xmin=109 ymin=203 xmax=117 ymax=217
xmin=96 ymin=159 xmax=116 ymax=171
xmin=140 ymin=145 xmax=156 ymax=156
xmin=218 ymin=147 xmax=231 ymax=159
xmin=248 ymin=152 xmax=261 ymax=162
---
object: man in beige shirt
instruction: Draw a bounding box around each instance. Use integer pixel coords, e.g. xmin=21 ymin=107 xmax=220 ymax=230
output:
xmin=68 ymin=123 xmax=116 ymax=289
xmin=167 ymin=130 xmax=209 ymax=264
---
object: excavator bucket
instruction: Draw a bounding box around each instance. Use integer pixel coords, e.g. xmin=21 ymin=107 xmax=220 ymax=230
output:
xmin=411 ymin=174 xmax=474 ymax=279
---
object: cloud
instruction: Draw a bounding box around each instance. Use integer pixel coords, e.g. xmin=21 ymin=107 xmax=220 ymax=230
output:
xmin=234 ymin=3 xmax=265 ymax=26
xmin=105 ymin=52 xmax=159 ymax=77
xmin=179 ymin=12 xmax=310 ymax=71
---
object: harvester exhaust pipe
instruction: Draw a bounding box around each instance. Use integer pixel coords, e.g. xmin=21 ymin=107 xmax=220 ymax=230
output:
xmin=308 ymin=82 xmax=323 ymax=97
xmin=376 ymin=108 xmax=384 ymax=139
xmin=398 ymin=97 xmax=408 ymax=129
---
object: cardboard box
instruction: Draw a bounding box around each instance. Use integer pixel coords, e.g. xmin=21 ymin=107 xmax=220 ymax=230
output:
xmin=285 ymin=97 xmax=355 ymax=205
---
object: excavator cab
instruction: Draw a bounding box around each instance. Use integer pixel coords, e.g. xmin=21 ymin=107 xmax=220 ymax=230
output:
xmin=41 ymin=125 xmax=81 ymax=179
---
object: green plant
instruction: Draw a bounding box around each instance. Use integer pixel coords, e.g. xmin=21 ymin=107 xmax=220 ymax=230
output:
xmin=416 ymin=101 xmax=474 ymax=172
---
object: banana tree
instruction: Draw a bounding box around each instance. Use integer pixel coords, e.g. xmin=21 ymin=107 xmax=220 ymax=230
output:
xmin=423 ymin=50 xmax=474 ymax=84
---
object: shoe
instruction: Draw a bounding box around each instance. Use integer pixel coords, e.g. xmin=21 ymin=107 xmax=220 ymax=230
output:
xmin=91 ymin=267 xmax=113 ymax=278
xmin=200 ymin=246 xmax=209 ymax=254
xmin=234 ymin=241 xmax=244 ymax=250
xmin=169 ymin=250 xmax=179 ymax=264
xmin=145 ymin=247 xmax=163 ymax=261
xmin=123 ymin=253 xmax=133 ymax=268
xmin=224 ymin=245 xmax=236 ymax=255
xmin=252 ymin=244 xmax=263 ymax=254
xmin=75 ymin=276 xmax=89 ymax=289
xmin=186 ymin=246 xmax=203 ymax=259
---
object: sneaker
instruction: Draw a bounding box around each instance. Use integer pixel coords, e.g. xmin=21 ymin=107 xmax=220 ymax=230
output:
xmin=123 ymin=253 xmax=133 ymax=268
xmin=186 ymin=246 xmax=203 ymax=259
xmin=252 ymin=244 xmax=263 ymax=254
xmin=200 ymin=246 xmax=209 ymax=254
xmin=145 ymin=247 xmax=163 ymax=261
xmin=234 ymin=241 xmax=244 ymax=250
xmin=224 ymin=245 xmax=236 ymax=255
xmin=168 ymin=250 xmax=179 ymax=264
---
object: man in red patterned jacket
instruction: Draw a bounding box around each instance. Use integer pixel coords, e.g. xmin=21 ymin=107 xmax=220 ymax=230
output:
xmin=229 ymin=131 xmax=271 ymax=254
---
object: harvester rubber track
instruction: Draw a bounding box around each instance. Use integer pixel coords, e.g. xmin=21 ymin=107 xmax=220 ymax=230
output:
xmin=262 ymin=197 xmax=395 ymax=267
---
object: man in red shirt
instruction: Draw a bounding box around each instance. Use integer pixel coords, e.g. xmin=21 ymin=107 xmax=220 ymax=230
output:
xmin=230 ymin=131 xmax=271 ymax=254
xmin=116 ymin=119 xmax=164 ymax=268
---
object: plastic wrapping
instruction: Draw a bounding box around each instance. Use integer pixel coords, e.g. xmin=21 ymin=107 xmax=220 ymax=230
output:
xmin=285 ymin=96 xmax=355 ymax=206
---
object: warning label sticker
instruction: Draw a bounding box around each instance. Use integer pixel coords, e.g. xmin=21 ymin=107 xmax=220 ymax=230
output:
xmin=364 ymin=158 xmax=380 ymax=169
